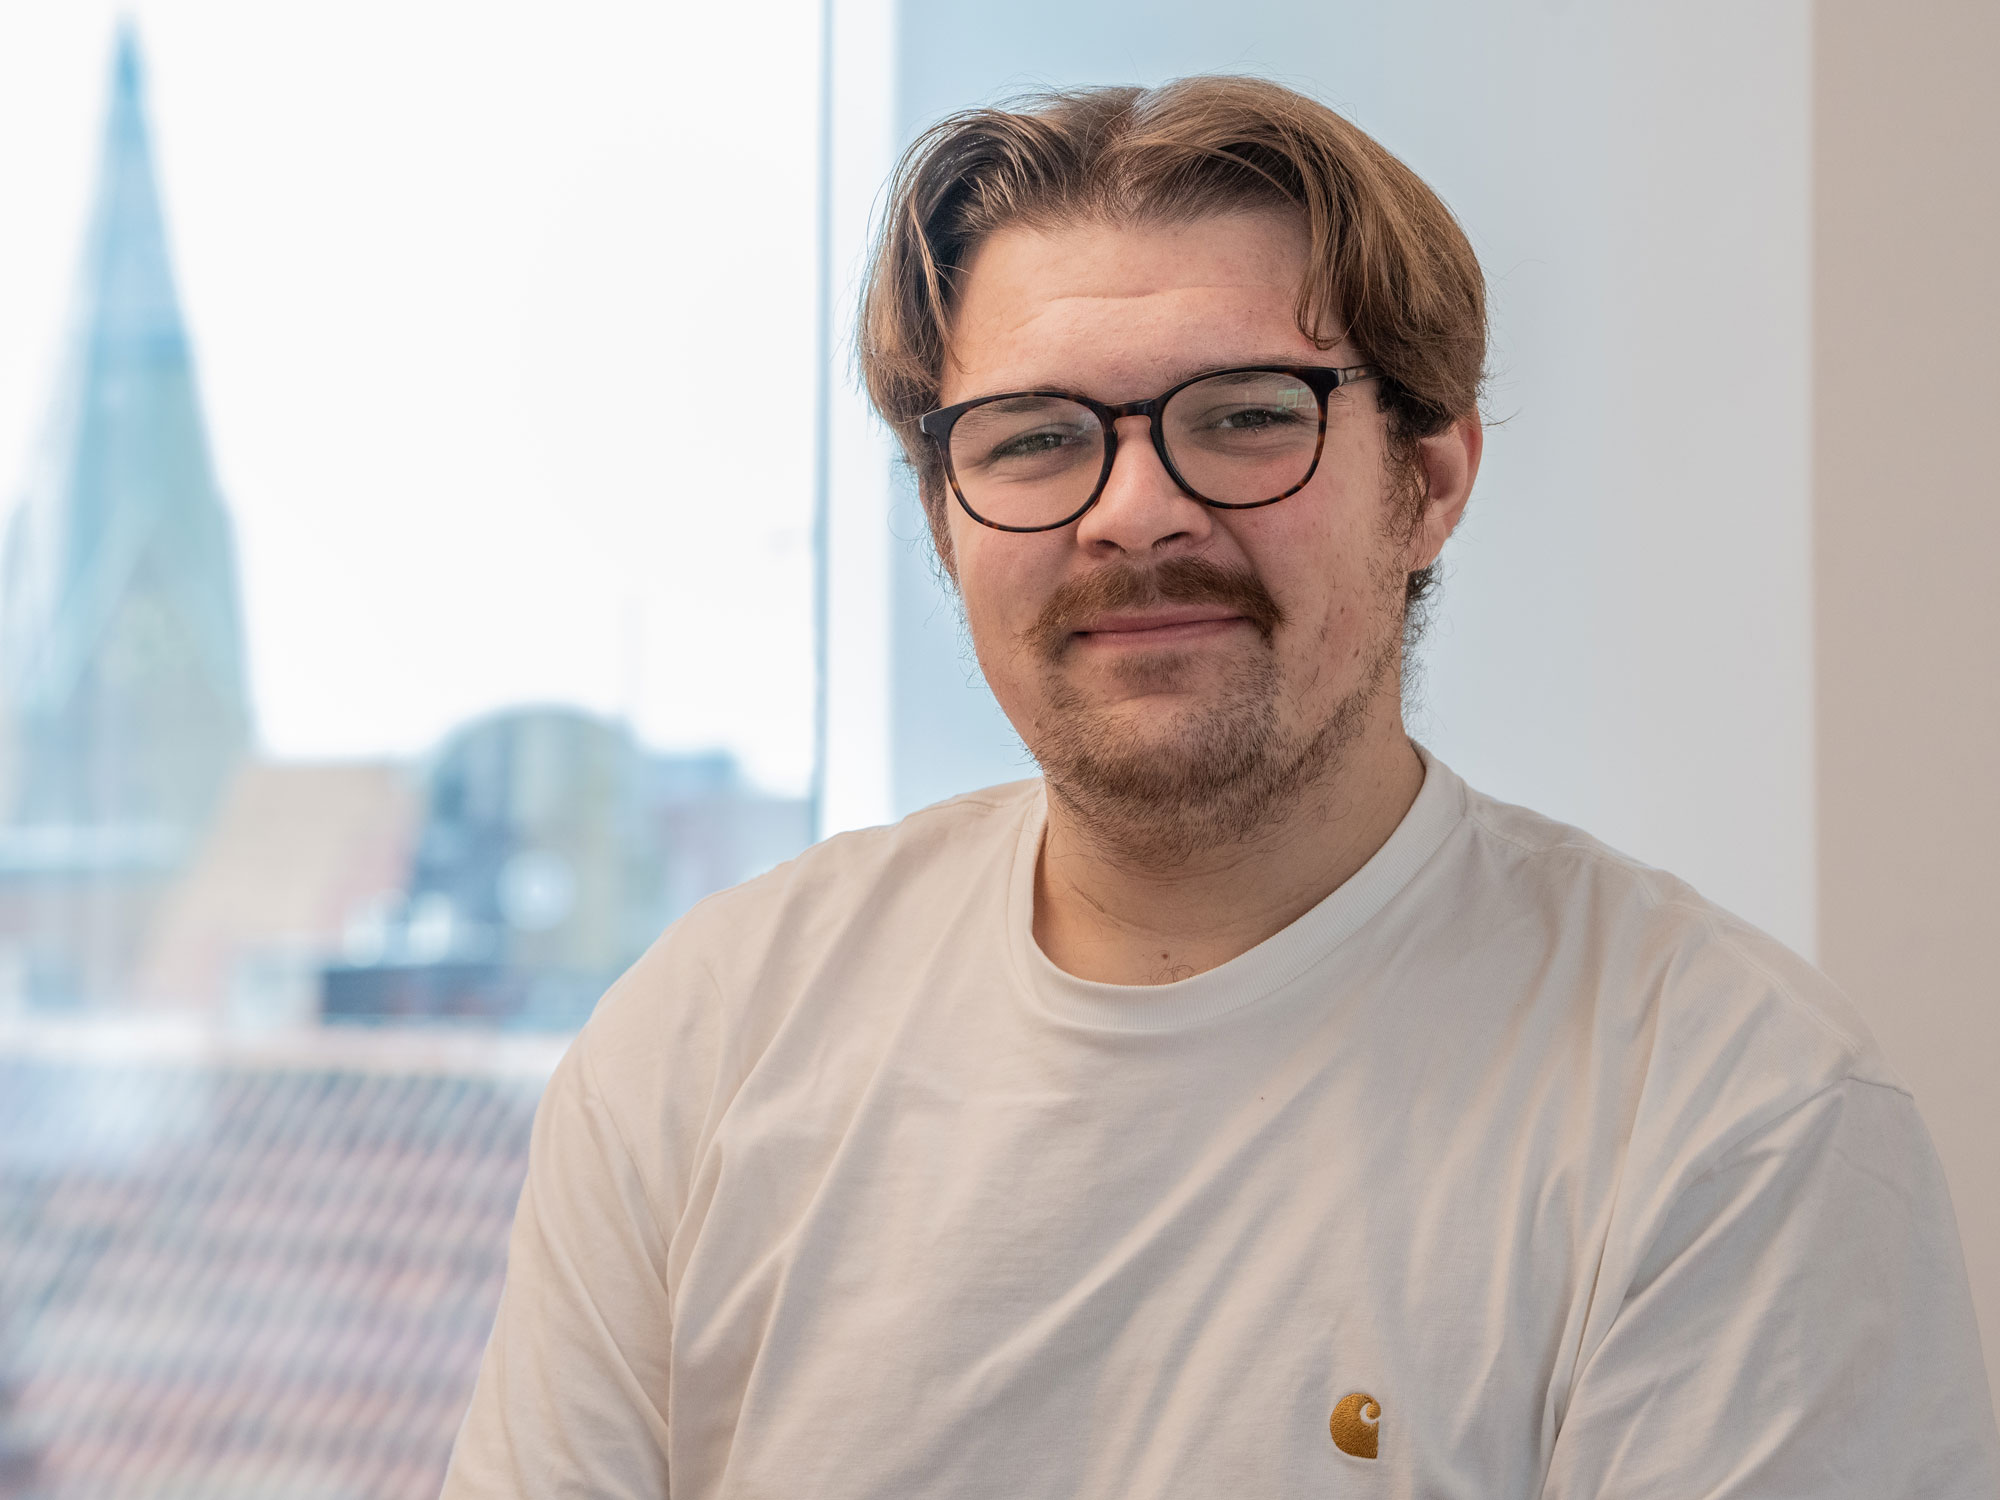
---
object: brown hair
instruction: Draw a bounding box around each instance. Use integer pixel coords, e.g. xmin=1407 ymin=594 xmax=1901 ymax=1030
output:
xmin=858 ymin=75 xmax=1487 ymax=606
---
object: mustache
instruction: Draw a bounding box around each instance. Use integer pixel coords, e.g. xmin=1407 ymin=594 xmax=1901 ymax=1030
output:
xmin=1025 ymin=556 xmax=1285 ymax=659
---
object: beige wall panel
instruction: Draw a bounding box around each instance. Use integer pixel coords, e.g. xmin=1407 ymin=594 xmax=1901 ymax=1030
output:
xmin=1815 ymin=0 xmax=2000 ymax=1414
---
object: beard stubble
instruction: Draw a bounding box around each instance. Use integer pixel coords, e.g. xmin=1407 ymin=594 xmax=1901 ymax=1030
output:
xmin=1020 ymin=554 xmax=1397 ymax=867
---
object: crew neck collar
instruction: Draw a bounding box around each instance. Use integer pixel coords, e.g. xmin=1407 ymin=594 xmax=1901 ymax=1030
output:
xmin=1006 ymin=744 xmax=1467 ymax=1033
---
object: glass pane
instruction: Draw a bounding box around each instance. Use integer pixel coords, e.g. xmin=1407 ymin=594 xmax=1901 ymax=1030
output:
xmin=0 ymin=8 xmax=820 ymax=1495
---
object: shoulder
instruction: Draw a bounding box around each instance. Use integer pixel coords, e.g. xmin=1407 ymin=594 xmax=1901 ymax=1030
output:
xmin=1441 ymin=777 xmax=1914 ymax=1223
xmin=671 ymin=775 xmax=1038 ymax=978
xmin=568 ymin=779 xmax=1040 ymax=1146
xmin=1460 ymin=781 xmax=1892 ymax=1081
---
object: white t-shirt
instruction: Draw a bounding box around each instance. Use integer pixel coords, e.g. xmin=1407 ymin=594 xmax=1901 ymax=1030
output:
xmin=443 ymin=751 xmax=2000 ymax=1498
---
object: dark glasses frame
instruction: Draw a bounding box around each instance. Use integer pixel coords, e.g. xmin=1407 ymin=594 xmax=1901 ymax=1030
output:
xmin=917 ymin=363 xmax=1381 ymax=533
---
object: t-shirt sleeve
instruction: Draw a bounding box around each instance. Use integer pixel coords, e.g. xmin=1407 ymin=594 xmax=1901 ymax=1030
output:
xmin=1542 ymin=1077 xmax=2000 ymax=1498
xmin=440 ymin=1040 xmax=675 ymax=1499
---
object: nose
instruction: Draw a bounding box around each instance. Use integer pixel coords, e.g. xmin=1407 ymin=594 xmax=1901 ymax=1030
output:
xmin=1072 ymin=413 xmax=1214 ymax=557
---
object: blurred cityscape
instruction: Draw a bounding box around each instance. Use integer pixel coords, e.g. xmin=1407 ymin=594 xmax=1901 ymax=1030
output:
xmin=0 ymin=27 xmax=810 ymax=1034
xmin=0 ymin=29 xmax=810 ymax=1498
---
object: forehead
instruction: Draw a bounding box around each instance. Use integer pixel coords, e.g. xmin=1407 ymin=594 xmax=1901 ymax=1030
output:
xmin=940 ymin=211 xmax=1336 ymax=406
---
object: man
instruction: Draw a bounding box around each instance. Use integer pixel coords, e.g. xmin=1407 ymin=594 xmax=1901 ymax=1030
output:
xmin=443 ymin=77 xmax=2000 ymax=1497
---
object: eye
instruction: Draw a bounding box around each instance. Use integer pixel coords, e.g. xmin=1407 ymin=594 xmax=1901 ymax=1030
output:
xmin=1213 ymin=405 xmax=1307 ymax=432
xmin=989 ymin=427 xmax=1078 ymax=460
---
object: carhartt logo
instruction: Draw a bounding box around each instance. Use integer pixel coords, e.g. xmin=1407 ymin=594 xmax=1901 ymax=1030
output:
xmin=1329 ymin=1392 xmax=1381 ymax=1459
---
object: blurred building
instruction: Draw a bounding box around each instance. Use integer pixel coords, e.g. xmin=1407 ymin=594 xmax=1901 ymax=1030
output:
xmin=0 ymin=29 xmax=251 ymax=1009
xmin=132 ymin=763 xmax=422 ymax=1022
xmin=322 ymin=707 xmax=811 ymax=1030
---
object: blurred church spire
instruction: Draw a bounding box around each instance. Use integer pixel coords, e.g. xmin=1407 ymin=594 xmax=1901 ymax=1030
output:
xmin=0 ymin=20 xmax=252 ymax=845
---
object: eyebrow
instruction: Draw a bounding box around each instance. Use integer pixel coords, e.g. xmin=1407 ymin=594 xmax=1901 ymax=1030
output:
xmin=956 ymin=357 xmax=1321 ymax=406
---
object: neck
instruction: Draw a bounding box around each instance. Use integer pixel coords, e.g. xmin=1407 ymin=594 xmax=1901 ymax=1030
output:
xmin=1032 ymin=716 xmax=1424 ymax=986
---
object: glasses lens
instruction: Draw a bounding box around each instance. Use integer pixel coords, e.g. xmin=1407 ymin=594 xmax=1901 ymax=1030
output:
xmin=1163 ymin=370 xmax=1323 ymax=505
xmin=947 ymin=396 xmax=1105 ymax=528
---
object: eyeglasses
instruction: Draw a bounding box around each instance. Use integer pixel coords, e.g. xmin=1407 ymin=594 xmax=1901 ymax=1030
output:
xmin=917 ymin=364 xmax=1380 ymax=533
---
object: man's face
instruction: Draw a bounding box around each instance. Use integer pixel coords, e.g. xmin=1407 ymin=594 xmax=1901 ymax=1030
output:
xmin=938 ymin=210 xmax=1469 ymax=852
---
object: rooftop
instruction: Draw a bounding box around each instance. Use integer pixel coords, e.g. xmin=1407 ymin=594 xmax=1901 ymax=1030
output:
xmin=0 ymin=1019 xmax=558 ymax=1499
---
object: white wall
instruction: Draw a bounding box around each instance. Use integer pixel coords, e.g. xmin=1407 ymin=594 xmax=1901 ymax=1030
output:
xmin=849 ymin=1 xmax=1817 ymax=956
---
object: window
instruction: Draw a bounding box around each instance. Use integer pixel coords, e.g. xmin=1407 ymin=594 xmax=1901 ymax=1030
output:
xmin=0 ymin=8 xmax=820 ymax=1492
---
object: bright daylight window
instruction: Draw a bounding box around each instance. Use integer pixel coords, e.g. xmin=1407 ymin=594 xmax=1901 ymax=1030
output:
xmin=0 ymin=6 xmax=820 ymax=1494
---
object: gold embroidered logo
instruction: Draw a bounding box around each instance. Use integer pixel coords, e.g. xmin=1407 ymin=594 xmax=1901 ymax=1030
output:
xmin=1329 ymin=1392 xmax=1381 ymax=1459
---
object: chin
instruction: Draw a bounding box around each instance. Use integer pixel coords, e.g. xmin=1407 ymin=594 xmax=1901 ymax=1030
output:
xmin=1022 ymin=641 xmax=1390 ymax=859
xmin=1028 ymin=670 xmax=1282 ymax=844
xmin=1067 ymin=642 xmax=1249 ymax=701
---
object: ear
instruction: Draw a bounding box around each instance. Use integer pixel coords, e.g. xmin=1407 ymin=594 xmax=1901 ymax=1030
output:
xmin=1408 ymin=415 xmax=1482 ymax=571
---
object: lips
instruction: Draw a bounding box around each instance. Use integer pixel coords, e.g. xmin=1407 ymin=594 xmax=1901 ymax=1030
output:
xmin=1073 ymin=606 xmax=1248 ymax=638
